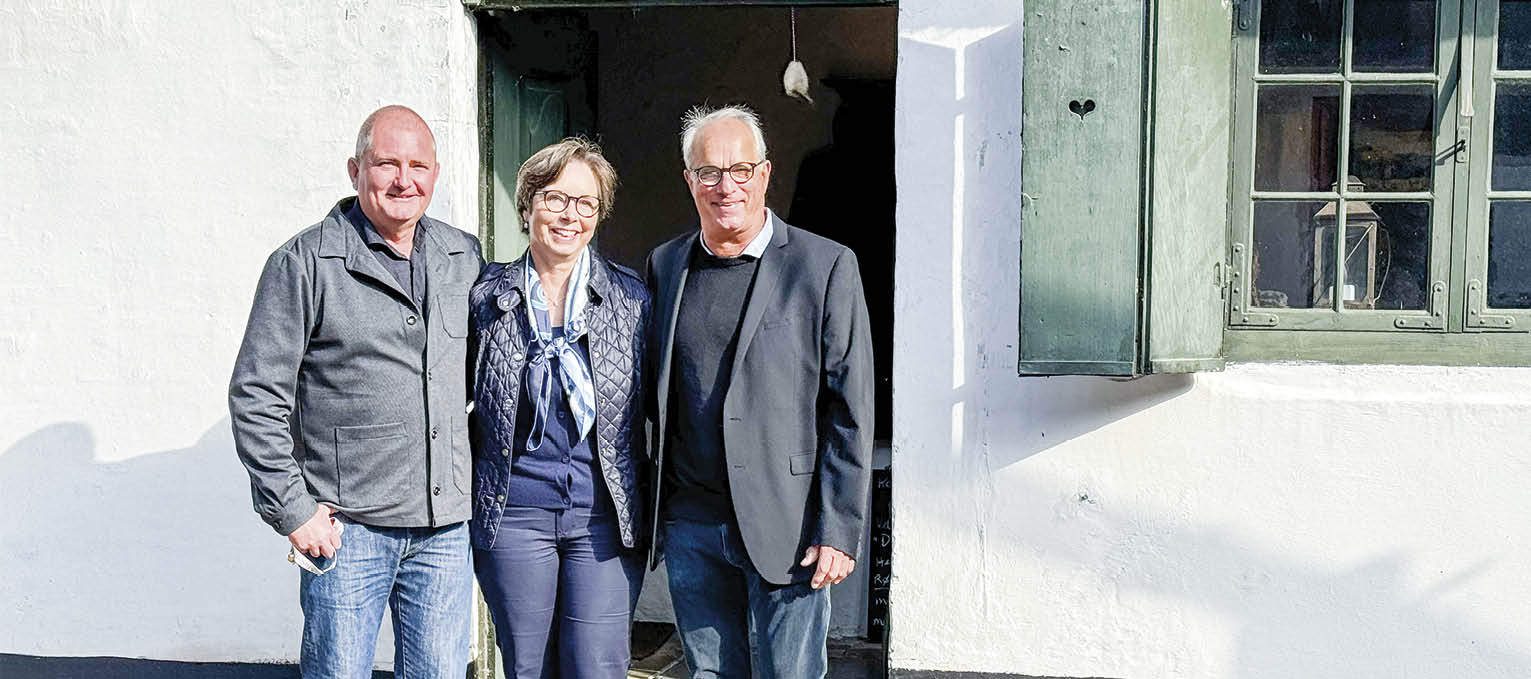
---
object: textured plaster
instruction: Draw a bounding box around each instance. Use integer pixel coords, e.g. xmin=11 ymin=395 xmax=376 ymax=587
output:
xmin=892 ymin=1 xmax=1531 ymax=677
xmin=0 ymin=0 xmax=477 ymax=666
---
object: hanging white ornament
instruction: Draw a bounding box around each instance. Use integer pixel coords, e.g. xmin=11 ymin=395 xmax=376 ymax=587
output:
xmin=782 ymin=9 xmax=813 ymax=104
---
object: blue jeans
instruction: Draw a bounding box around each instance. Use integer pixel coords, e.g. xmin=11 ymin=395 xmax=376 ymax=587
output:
xmin=663 ymin=516 xmax=831 ymax=679
xmin=474 ymin=506 xmax=644 ymax=679
xmin=298 ymin=516 xmax=472 ymax=679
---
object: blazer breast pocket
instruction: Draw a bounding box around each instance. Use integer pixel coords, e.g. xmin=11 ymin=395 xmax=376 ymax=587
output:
xmin=789 ymin=451 xmax=816 ymax=476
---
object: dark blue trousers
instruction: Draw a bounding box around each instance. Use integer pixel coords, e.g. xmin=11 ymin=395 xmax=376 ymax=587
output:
xmin=474 ymin=506 xmax=644 ymax=679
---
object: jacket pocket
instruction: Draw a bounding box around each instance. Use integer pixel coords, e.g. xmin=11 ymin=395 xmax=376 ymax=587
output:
xmin=440 ymin=294 xmax=469 ymax=338
xmin=335 ymin=422 xmax=410 ymax=508
xmin=452 ymin=414 xmax=470 ymax=493
xmin=789 ymin=451 xmax=816 ymax=476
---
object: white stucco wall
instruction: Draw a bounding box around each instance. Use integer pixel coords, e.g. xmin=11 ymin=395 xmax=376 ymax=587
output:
xmin=0 ymin=1 xmax=478 ymax=665
xmin=892 ymin=1 xmax=1531 ymax=677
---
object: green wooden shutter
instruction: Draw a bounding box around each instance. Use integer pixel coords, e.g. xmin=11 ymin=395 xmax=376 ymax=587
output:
xmin=1019 ymin=0 xmax=1149 ymax=376
xmin=1143 ymin=0 xmax=1230 ymax=373
xmin=1019 ymin=0 xmax=1228 ymax=376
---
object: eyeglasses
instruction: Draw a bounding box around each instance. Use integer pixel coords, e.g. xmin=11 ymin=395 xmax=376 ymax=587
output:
xmin=535 ymin=190 xmax=601 ymax=218
xmin=689 ymin=161 xmax=764 ymax=187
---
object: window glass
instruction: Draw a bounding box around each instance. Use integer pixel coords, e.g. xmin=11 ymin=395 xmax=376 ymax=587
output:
xmin=1349 ymin=85 xmax=1435 ymax=193
xmin=1252 ymin=201 xmax=1327 ymax=308
xmin=1493 ymin=83 xmax=1531 ymax=191
xmin=1489 ymin=201 xmax=1531 ymax=308
xmin=1370 ymin=202 xmax=1432 ymax=310
xmin=1255 ymin=85 xmax=1341 ymax=192
xmin=1354 ymin=0 xmax=1437 ymax=72
xmin=1260 ymin=0 xmax=1343 ymax=73
xmin=1499 ymin=0 xmax=1531 ymax=70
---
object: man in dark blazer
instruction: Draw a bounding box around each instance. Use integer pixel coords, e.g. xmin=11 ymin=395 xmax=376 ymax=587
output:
xmin=229 ymin=106 xmax=484 ymax=678
xmin=646 ymin=104 xmax=874 ymax=679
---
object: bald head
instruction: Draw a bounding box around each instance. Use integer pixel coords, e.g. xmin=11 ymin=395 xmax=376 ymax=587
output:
xmin=355 ymin=105 xmax=436 ymax=162
xmin=348 ymin=105 xmax=440 ymax=234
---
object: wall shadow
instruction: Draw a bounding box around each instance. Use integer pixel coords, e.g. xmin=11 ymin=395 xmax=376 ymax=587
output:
xmin=0 ymin=420 xmax=311 ymax=663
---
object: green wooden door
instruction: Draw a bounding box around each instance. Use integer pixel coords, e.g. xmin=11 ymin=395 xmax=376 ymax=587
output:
xmin=481 ymin=11 xmax=596 ymax=263
xmin=489 ymin=71 xmax=571 ymax=262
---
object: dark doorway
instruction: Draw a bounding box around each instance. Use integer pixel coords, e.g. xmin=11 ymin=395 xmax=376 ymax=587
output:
xmin=474 ymin=3 xmax=897 ymax=658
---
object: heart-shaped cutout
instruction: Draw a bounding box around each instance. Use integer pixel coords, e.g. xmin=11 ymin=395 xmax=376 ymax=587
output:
xmin=1069 ymin=99 xmax=1096 ymax=119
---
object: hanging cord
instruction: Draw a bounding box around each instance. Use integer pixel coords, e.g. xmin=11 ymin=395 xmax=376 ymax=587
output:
xmin=791 ymin=8 xmax=798 ymax=61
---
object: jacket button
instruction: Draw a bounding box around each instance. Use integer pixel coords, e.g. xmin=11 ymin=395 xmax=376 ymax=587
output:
xmin=430 ymin=427 xmax=439 ymax=439
xmin=432 ymin=486 xmax=441 ymax=496
xmin=496 ymin=494 xmax=506 ymax=503
xmin=501 ymin=448 xmax=511 ymax=457
xmin=512 ymin=352 xmax=524 ymax=361
xmin=406 ymin=315 xmax=418 ymax=326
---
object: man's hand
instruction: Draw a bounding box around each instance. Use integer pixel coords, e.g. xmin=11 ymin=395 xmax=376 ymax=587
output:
xmin=288 ymin=505 xmax=341 ymax=558
xmin=800 ymin=545 xmax=855 ymax=589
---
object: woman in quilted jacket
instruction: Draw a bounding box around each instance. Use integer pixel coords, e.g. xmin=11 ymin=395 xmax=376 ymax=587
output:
xmin=467 ymin=137 xmax=651 ymax=678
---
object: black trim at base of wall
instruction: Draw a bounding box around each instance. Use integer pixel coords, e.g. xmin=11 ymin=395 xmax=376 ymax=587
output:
xmin=0 ymin=654 xmax=393 ymax=678
xmin=891 ymin=670 xmax=1120 ymax=679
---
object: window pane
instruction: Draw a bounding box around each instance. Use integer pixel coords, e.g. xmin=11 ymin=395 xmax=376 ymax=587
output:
xmin=1500 ymin=0 xmax=1531 ymax=71
xmin=1493 ymin=83 xmax=1531 ymax=190
xmin=1489 ymin=201 xmax=1531 ymax=308
xmin=1253 ymin=201 xmax=1327 ymax=308
xmin=1260 ymin=0 xmax=1343 ymax=73
xmin=1255 ymin=85 xmax=1341 ymax=192
xmin=1371 ymin=202 xmax=1431 ymax=310
xmin=1349 ymin=85 xmax=1435 ymax=193
xmin=1354 ymin=0 xmax=1437 ymax=72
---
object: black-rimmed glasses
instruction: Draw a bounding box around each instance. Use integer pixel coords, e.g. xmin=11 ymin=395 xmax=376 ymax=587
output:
xmin=535 ymin=190 xmax=600 ymax=218
xmin=689 ymin=161 xmax=764 ymax=187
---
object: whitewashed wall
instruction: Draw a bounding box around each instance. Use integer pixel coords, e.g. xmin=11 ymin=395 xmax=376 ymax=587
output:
xmin=0 ymin=1 xmax=478 ymax=665
xmin=892 ymin=1 xmax=1531 ymax=677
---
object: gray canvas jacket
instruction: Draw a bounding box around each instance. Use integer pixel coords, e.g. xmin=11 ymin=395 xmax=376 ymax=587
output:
xmin=229 ymin=198 xmax=486 ymax=535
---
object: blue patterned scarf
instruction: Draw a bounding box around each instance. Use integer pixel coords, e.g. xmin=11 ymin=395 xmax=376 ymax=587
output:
xmin=523 ymin=250 xmax=596 ymax=450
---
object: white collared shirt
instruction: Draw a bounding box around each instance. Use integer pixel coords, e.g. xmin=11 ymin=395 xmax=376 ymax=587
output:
xmin=698 ymin=209 xmax=777 ymax=259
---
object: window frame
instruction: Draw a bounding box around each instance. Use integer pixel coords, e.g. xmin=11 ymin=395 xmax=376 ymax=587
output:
xmin=1223 ymin=0 xmax=1531 ymax=364
xmin=1229 ymin=0 xmax=1461 ymax=333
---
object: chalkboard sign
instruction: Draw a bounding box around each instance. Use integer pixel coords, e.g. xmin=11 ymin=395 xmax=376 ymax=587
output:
xmin=866 ymin=467 xmax=891 ymax=642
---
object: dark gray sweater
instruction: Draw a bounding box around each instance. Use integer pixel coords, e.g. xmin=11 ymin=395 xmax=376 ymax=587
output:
xmin=663 ymin=244 xmax=759 ymax=522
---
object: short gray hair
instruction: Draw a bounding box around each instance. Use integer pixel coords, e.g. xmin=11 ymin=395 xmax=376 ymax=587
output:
xmin=679 ymin=104 xmax=768 ymax=168
xmin=355 ymin=105 xmax=435 ymax=160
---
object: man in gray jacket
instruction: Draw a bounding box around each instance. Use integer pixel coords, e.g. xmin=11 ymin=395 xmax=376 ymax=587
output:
xmin=229 ymin=105 xmax=485 ymax=678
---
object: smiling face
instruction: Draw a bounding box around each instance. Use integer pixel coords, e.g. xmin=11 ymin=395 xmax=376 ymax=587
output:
xmin=348 ymin=110 xmax=438 ymax=234
xmin=525 ymin=158 xmax=601 ymax=268
xmin=685 ymin=118 xmax=772 ymax=245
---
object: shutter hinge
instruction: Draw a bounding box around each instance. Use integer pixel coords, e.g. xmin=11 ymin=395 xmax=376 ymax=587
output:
xmin=1234 ymin=0 xmax=1253 ymax=33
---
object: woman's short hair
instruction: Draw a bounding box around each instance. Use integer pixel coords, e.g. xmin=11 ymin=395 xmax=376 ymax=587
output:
xmin=515 ymin=137 xmax=618 ymax=229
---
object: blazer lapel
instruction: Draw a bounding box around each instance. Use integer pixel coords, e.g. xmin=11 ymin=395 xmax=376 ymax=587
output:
xmin=654 ymin=234 xmax=694 ymax=442
xmin=727 ymin=219 xmax=791 ymax=387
